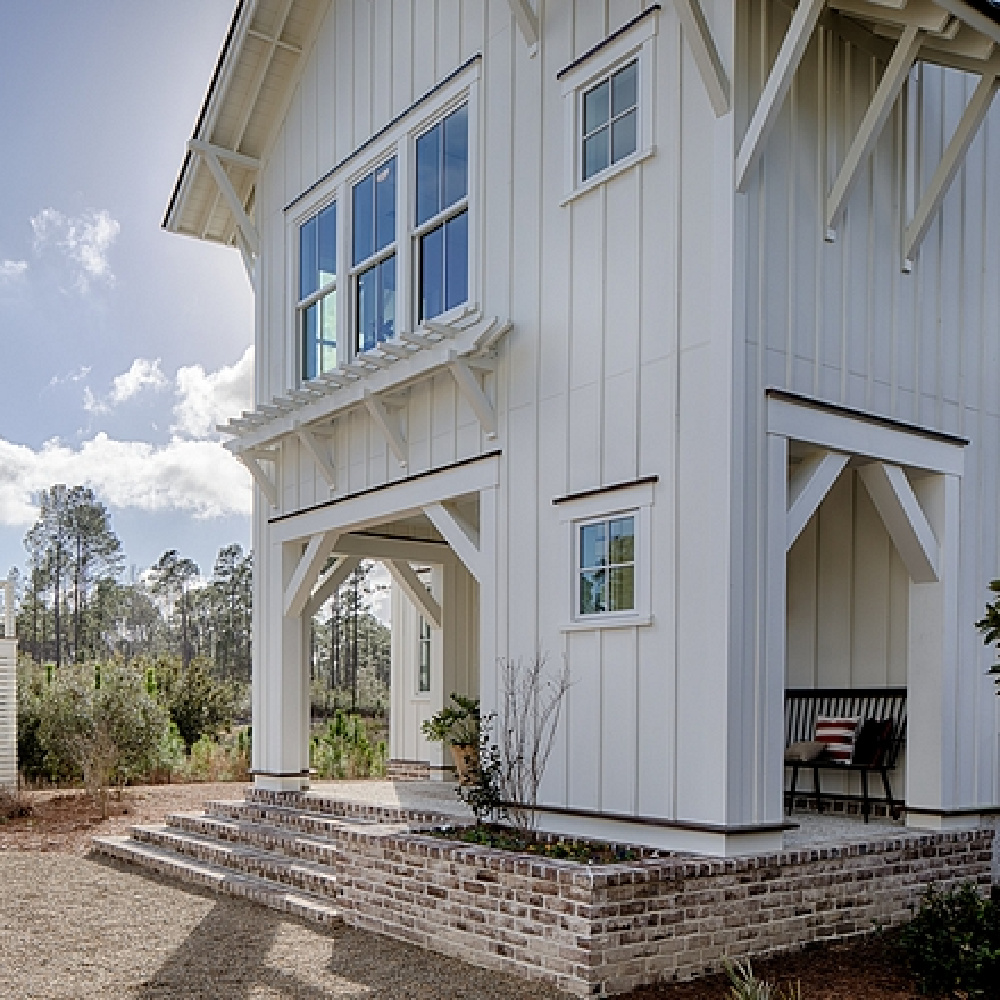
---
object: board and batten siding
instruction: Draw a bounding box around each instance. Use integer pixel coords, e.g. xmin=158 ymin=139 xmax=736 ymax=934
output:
xmin=252 ymin=0 xmax=741 ymax=826
xmin=0 ymin=639 xmax=16 ymax=791
xmin=736 ymin=0 xmax=1000 ymax=812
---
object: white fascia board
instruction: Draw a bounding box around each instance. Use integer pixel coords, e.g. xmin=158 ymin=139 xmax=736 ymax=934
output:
xmin=767 ymin=396 xmax=965 ymax=475
xmin=270 ymin=453 xmax=500 ymax=544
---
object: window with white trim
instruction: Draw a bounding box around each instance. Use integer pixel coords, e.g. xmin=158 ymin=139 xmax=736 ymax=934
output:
xmin=417 ymin=615 xmax=432 ymax=694
xmin=352 ymin=158 xmax=396 ymax=352
xmin=297 ymin=201 xmax=337 ymax=381
xmin=578 ymin=514 xmax=636 ymax=616
xmin=581 ymin=61 xmax=638 ymax=182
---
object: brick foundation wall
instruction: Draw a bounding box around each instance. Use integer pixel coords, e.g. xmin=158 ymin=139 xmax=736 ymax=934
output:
xmin=385 ymin=759 xmax=432 ymax=782
xmin=332 ymin=825 xmax=995 ymax=996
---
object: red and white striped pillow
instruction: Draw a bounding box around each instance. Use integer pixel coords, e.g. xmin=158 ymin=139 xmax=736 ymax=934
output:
xmin=813 ymin=716 xmax=861 ymax=763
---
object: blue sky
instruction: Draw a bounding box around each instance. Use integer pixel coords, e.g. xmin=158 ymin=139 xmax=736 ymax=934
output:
xmin=0 ymin=1 xmax=255 ymax=582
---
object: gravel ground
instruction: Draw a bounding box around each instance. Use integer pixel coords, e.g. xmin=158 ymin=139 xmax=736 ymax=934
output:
xmin=0 ymin=851 xmax=562 ymax=999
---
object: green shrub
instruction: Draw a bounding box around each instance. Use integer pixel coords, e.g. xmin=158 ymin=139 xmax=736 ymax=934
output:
xmin=151 ymin=655 xmax=235 ymax=751
xmin=310 ymin=711 xmax=386 ymax=779
xmin=723 ymin=960 xmax=801 ymax=1000
xmin=900 ymin=883 xmax=1000 ymax=998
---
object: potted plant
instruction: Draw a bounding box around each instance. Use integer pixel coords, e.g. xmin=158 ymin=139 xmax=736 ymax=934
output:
xmin=421 ymin=693 xmax=480 ymax=784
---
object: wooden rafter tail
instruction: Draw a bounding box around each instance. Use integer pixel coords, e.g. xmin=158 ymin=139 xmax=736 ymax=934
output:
xmin=672 ymin=0 xmax=731 ymax=117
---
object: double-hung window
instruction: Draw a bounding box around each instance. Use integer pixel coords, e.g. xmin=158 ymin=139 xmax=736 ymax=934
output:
xmin=415 ymin=103 xmax=469 ymax=321
xmin=298 ymin=201 xmax=337 ymax=381
xmin=353 ymin=158 xmax=396 ymax=352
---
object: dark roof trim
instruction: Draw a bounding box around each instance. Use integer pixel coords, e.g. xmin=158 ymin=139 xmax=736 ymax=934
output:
xmin=268 ymin=449 xmax=502 ymax=525
xmin=162 ymin=0 xmax=247 ymax=231
xmin=963 ymin=0 xmax=1000 ymax=26
xmin=284 ymin=53 xmax=482 ymax=214
xmin=552 ymin=475 xmax=658 ymax=506
xmin=532 ymin=801 xmax=795 ymax=835
xmin=556 ymin=5 xmax=661 ymax=81
xmin=766 ymin=388 xmax=970 ymax=447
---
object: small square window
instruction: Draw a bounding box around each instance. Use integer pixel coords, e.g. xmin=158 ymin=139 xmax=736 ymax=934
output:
xmin=578 ymin=514 xmax=636 ymax=616
xmin=581 ymin=61 xmax=638 ymax=182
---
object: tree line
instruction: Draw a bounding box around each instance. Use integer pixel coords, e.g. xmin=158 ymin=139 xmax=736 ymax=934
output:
xmin=16 ymin=485 xmax=252 ymax=681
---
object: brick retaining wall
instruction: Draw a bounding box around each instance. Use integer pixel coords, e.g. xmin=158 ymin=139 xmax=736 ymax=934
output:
xmin=333 ymin=825 xmax=995 ymax=996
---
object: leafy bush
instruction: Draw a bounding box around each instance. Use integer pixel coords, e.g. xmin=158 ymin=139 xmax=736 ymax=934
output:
xmin=900 ymin=883 xmax=1000 ymax=998
xmin=420 ymin=693 xmax=480 ymax=746
xmin=310 ymin=711 xmax=386 ymax=779
xmin=150 ymin=655 xmax=235 ymax=751
xmin=15 ymin=662 xmax=47 ymax=781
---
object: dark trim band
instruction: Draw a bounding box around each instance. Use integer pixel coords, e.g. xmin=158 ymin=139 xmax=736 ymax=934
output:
xmin=249 ymin=769 xmax=310 ymax=778
xmin=285 ymin=54 xmax=482 ymax=214
xmin=905 ymin=804 xmax=1000 ymax=818
xmin=269 ymin=449 xmax=501 ymax=525
xmin=767 ymin=387 xmax=970 ymax=447
xmin=556 ymin=5 xmax=661 ymax=80
xmin=552 ymin=475 xmax=658 ymax=507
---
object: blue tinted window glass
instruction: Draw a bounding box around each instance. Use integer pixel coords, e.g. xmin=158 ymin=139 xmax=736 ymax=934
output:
xmin=611 ymin=110 xmax=637 ymax=163
xmin=442 ymin=104 xmax=468 ymax=209
xmin=580 ymin=522 xmax=607 ymax=569
xmin=375 ymin=158 xmax=396 ymax=253
xmin=317 ymin=202 xmax=336 ymax=286
xmin=420 ymin=226 xmax=444 ymax=321
xmin=415 ymin=124 xmax=441 ymax=227
xmin=299 ymin=217 xmax=318 ymax=300
xmin=612 ymin=62 xmax=637 ymax=117
xmin=352 ymin=173 xmax=374 ymax=266
xmin=444 ymin=211 xmax=468 ymax=312
xmin=319 ymin=289 xmax=337 ymax=368
xmin=378 ymin=255 xmax=395 ymax=344
xmin=583 ymin=130 xmax=609 ymax=181
xmin=584 ymin=80 xmax=610 ymax=134
xmin=356 ymin=266 xmax=376 ymax=352
xmin=302 ymin=302 xmax=318 ymax=380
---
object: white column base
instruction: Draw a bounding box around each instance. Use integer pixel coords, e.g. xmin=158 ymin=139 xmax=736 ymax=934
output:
xmin=906 ymin=808 xmax=990 ymax=832
xmin=253 ymin=774 xmax=309 ymax=793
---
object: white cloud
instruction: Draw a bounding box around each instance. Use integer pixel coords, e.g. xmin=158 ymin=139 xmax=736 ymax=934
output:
xmin=172 ymin=345 xmax=254 ymax=439
xmin=31 ymin=207 xmax=120 ymax=292
xmin=48 ymin=365 xmax=91 ymax=388
xmin=84 ymin=358 xmax=167 ymax=414
xmin=0 ymin=433 xmax=250 ymax=527
xmin=0 ymin=259 xmax=28 ymax=281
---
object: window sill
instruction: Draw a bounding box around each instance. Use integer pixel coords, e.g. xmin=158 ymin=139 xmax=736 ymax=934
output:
xmin=560 ymin=614 xmax=653 ymax=633
xmin=560 ymin=145 xmax=655 ymax=207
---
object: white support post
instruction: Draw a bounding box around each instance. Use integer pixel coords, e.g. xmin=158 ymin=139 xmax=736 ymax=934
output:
xmin=672 ymin=0 xmax=731 ymax=117
xmin=239 ymin=454 xmax=279 ymax=508
xmin=507 ymin=0 xmax=538 ymax=56
xmin=903 ymin=67 xmax=1000 ymax=269
xmin=304 ymin=555 xmax=360 ymax=621
xmin=283 ymin=531 xmax=339 ymax=618
xmin=825 ymin=25 xmax=922 ymax=240
xmin=363 ymin=390 xmax=408 ymax=467
xmin=295 ymin=424 xmax=337 ymax=490
xmin=190 ymin=141 xmax=260 ymax=255
xmin=448 ymin=353 xmax=497 ymax=439
xmin=786 ymin=450 xmax=850 ymax=550
xmin=423 ymin=502 xmax=485 ymax=583
xmin=858 ymin=462 xmax=940 ymax=583
xmin=385 ymin=559 xmax=443 ymax=630
xmin=736 ymin=0 xmax=826 ymax=192
xmin=236 ymin=229 xmax=257 ymax=292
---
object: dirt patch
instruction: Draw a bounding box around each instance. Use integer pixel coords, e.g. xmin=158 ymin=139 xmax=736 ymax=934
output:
xmin=622 ymin=934 xmax=921 ymax=999
xmin=0 ymin=782 xmax=248 ymax=855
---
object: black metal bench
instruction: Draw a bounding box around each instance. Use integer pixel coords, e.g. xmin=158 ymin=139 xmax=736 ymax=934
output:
xmin=784 ymin=687 xmax=907 ymax=822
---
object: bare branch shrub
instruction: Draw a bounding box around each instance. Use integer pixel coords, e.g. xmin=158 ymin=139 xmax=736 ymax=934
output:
xmin=497 ymin=653 xmax=571 ymax=835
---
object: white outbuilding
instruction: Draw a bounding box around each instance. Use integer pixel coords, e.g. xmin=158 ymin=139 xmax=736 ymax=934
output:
xmin=166 ymin=0 xmax=1000 ymax=855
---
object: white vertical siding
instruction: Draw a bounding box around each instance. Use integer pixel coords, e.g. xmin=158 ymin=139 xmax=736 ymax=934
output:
xmin=0 ymin=639 xmax=15 ymax=790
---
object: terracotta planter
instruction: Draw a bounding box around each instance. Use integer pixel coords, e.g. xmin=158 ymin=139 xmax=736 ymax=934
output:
xmin=449 ymin=743 xmax=479 ymax=785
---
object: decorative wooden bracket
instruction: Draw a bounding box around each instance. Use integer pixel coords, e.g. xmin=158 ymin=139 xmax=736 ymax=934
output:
xmin=238 ymin=450 xmax=279 ymax=508
xmin=304 ymin=555 xmax=360 ymax=620
xmin=786 ymin=450 xmax=850 ymax=550
xmin=423 ymin=502 xmax=485 ymax=583
xmin=672 ymin=0 xmax=731 ymax=117
xmin=507 ymin=0 xmax=538 ymax=56
xmin=736 ymin=0 xmax=825 ymax=192
xmin=294 ymin=422 xmax=337 ymax=490
xmin=825 ymin=25 xmax=922 ymax=240
xmin=188 ymin=139 xmax=260 ymax=255
xmin=385 ymin=559 xmax=443 ymax=630
xmin=364 ymin=389 xmax=408 ymax=467
xmin=858 ymin=463 xmax=939 ymax=583
xmin=448 ymin=351 xmax=497 ymax=439
xmin=284 ymin=531 xmax=341 ymax=618
xmin=903 ymin=63 xmax=1000 ymax=270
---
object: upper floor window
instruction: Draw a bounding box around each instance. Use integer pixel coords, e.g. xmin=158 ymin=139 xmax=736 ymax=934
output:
xmin=353 ymin=158 xmax=396 ymax=352
xmin=415 ymin=103 xmax=469 ymax=321
xmin=581 ymin=62 xmax=637 ymax=182
xmin=298 ymin=201 xmax=336 ymax=381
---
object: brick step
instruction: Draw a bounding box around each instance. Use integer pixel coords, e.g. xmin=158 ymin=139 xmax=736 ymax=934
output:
xmin=130 ymin=824 xmax=340 ymax=900
xmin=167 ymin=811 xmax=345 ymax=867
xmin=248 ymin=788 xmax=467 ymax=827
xmin=92 ymin=834 xmax=342 ymax=927
xmin=204 ymin=799 xmax=413 ymax=842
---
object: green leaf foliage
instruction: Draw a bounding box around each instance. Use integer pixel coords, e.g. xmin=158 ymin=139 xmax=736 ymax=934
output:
xmin=976 ymin=579 xmax=1000 ymax=693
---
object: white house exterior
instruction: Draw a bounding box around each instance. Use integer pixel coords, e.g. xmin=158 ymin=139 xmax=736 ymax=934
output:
xmin=166 ymin=0 xmax=1000 ymax=856
xmin=0 ymin=578 xmax=17 ymax=791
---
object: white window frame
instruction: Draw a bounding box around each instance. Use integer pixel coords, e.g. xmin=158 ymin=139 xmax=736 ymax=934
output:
xmin=560 ymin=10 xmax=658 ymax=205
xmin=294 ymin=196 xmax=338 ymax=383
xmin=416 ymin=614 xmax=432 ymax=696
xmin=557 ymin=479 xmax=654 ymax=631
xmin=286 ymin=61 xmax=481 ymax=387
